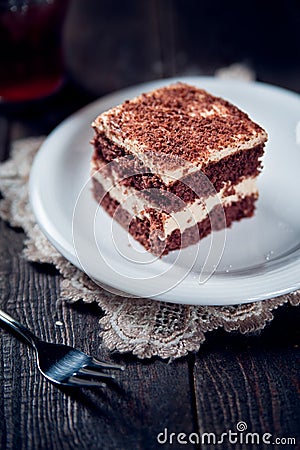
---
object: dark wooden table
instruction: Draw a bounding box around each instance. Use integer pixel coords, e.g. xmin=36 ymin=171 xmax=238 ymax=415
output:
xmin=1 ymin=2 xmax=300 ymax=448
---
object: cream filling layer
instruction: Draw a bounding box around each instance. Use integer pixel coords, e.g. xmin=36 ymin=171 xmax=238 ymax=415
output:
xmin=162 ymin=177 xmax=257 ymax=237
xmin=92 ymin=167 xmax=258 ymax=238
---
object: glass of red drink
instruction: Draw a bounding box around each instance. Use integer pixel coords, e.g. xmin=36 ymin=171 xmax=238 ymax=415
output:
xmin=0 ymin=0 xmax=69 ymax=102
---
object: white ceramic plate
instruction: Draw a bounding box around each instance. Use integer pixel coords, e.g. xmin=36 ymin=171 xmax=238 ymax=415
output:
xmin=29 ymin=76 xmax=300 ymax=305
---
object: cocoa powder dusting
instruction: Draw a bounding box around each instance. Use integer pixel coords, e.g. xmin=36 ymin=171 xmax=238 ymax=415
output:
xmin=93 ymin=82 xmax=267 ymax=166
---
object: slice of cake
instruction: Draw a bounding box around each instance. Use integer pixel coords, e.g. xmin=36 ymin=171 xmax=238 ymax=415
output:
xmin=91 ymin=82 xmax=268 ymax=256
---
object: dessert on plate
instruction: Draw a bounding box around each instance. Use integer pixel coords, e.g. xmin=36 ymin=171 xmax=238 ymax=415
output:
xmin=90 ymin=82 xmax=268 ymax=255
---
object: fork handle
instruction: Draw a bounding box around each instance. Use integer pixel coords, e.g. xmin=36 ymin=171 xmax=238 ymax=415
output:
xmin=0 ymin=310 xmax=37 ymax=347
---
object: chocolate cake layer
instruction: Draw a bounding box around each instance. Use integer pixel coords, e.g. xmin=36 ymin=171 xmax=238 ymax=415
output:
xmin=92 ymin=140 xmax=263 ymax=210
xmin=92 ymin=177 xmax=257 ymax=256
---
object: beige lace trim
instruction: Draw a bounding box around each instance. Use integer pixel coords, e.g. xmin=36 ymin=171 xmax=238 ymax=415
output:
xmin=0 ymin=138 xmax=299 ymax=359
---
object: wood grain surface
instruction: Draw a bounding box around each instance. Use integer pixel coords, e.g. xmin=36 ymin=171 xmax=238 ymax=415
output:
xmin=0 ymin=224 xmax=196 ymax=450
xmin=194 ymin=319 xmax=300 ymax=450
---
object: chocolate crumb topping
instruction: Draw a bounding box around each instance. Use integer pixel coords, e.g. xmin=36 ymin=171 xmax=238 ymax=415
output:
xmin=93 ymin=82 xmax=267 ymax=167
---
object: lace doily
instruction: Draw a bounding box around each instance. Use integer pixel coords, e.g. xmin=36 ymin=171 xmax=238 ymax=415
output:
xmin=0 ymin=138 xmax=299 ymax=359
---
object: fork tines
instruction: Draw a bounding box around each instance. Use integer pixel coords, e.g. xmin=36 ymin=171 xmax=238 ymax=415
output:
xmin=69 ymin=358 xmax=125 ymax=387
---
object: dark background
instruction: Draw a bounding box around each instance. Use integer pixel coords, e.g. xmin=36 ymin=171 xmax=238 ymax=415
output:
xmin=63 ymin=0 xmax=300 ymax=95
xmin=4 ymin=0 xmax=300 ymax=139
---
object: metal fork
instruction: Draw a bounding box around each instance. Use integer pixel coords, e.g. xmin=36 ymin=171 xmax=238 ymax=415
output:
xmin=0 ymin=309 xmax=124 ymax=388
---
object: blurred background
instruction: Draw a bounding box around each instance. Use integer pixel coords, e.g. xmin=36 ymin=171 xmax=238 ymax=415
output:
xmin=1 ymin=0 xmax=300 ymax=142
xmin=64 ymin=0 xmax=300 ymax=94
